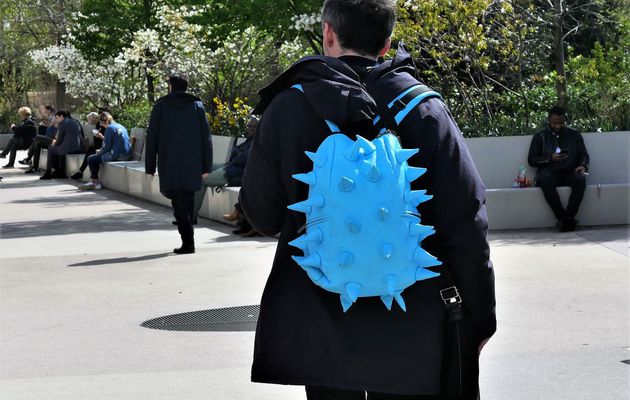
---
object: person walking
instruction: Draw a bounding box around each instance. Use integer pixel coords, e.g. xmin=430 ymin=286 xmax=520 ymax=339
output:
xmin=145 ymin=73 xmax=212 ymax=254
xmin=240 ymin=1 xmax=496 ymax=398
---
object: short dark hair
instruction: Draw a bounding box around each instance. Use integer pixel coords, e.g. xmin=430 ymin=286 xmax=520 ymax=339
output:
xmin=55 ymin=110 xmax=70 ymax=118
xmin=321 ymin=0 xmax=397 ymax=56
xmin=45 ymin=105 xmax=55 ymax=112
xmin=548 ymin=106 xmax=566 ymax=118
xmin=169 ymin=73 xmax=188 ymax=91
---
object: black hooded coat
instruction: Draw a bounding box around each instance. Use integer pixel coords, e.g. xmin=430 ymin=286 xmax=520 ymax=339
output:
xmin=145 ymin=91 xmax=213 ymax=193
xmin=240 ymin=49 xmax=496 ymax=395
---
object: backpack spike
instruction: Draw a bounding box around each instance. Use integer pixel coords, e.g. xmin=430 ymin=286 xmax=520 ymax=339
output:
xmin=300 ymin=253 xmax=322 ymax=267
xmin=339 ymin=176 xmax=355 ymax=192
xmin=343 ymin=141 xmax=362 ymax=161
xmin=382 ymin=243 xmax=393 ymax=259
xmin=340 ymin=294 xmax=353 ymax=312
xmin=346 ymin=219 xmax=361 ymax=233
xmin=338 ymin=251 xmax=354 ymax=267
xmin=345 ymin=282 xmax=361 ymax=303
xmin=356 ymin=135 xmax=377 ymax=155
xmin=368 ymin=165 xmax=381 ymax=182
xmin=380 ymin=295 xmax=394 ymax=310
xmin=395 ymin=148 xmax=419 ymax=164
xmin=287 ymin=201 xmax=311 ymax=214
xmin=406 ymin=167 xmax=427 ymax=182
xmin=304 ymin=193 xmax=325 ymax=208
xmin=416 ymin=266 xmax=440 ymax=281
xmin=413 ymin=247 xmax=442 ymax=267
xmin=304 ymin=265 xmax=325 ymax=282
xmin=409 ymin=223 xmax=435 ymax=241
xmin=293 ymin=172 xmax=317 ymax=186
xmin=384 ymin=275 xmax=397 ymax=296
xmin=309 ymin=227 xmax=324 ymax=243
xmin=305 ymin=151 xmax=326 ymax=167
xmin=394 ymin=292 xmax=407 ymax=312
xmin=404 ymin=190 xmax=432 ymax=207
xmin=377 ymin=206 xmax=389 ymax=221
xmin=288 ymin=234 xmax=309 ymax=251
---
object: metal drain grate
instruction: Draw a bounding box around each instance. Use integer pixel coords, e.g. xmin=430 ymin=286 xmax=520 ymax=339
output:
xmin=141 ymin=305 xmax=260 ymax=332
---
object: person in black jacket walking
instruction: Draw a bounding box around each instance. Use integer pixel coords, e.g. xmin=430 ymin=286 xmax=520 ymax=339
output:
xmin=1 ymin=107 xmax=37 ymax=168
xmin=145 ymin=73 xmax=212 ymax=254
xmin=528 ymin=106 xmax=590 ymax=231
xmin=240 ymin=1 xmax=496 ymax=398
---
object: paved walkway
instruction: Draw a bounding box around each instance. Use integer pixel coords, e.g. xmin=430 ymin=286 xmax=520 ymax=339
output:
xmin=1 ymin=159 xmax=628 ymax=400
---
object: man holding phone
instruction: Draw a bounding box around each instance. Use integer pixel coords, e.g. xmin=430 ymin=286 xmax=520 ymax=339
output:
xmin=528 ymin=106 xmax=590 ymax=231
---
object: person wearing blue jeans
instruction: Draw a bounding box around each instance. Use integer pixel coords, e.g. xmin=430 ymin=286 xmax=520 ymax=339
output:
xmin=80 ymin=112 xmax=131 ymax=190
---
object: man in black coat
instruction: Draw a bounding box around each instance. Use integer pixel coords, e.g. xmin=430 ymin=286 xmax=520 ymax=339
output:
xmin=1 ymin=106 xmax=37 ymax=168
xmin=240 ymin=0 xmax=496 ymax=398
xmin=528 ymin=106 xmax=590 ymax=232
xmin=145 ymin=74 xmax=213 ymax=254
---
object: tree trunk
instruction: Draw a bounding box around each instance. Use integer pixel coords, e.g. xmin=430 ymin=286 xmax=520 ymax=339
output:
xmin=553 ymin=0 xmax=568 ymax=108
xmin=55 ymin=79 xmax=66 ymax=110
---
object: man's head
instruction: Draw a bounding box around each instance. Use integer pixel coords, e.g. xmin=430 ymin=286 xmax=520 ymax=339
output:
xmin=321 ymin=0 xmax=396 ymax=59
xmin=55 ymin=110 xmax=70 ymax=122
xmin=99 ymin=111 xmax=114 ymax=128
xmin=246 ymin=116 xmax=260 ymax=137
xmin=169 ymin=73 xmax=189 ymax=93
xmin=548 ymin=106 xmax=567 ymax=134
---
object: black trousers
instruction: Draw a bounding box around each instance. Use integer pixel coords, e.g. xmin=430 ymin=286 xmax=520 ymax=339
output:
xmin=164 ymin=190 xmax=195 ymax=246
xmin=30 ymin=136 xmax=53 ymax=169
xmin=1 ymin=137 xmax=27 ymax=165
xmin=79 ymin=145 xmax=98 ymax=172
xmin=46 ymin=145 xmax=65 ymax=174
xmin=536 ymin=169 xmax=586 ymax=220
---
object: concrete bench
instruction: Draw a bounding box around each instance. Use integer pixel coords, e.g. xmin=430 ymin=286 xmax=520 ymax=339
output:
xmin=467 ymin=131 xmax=629 ymax=229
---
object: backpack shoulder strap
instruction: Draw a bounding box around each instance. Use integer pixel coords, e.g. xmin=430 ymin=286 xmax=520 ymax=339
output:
xmin=373 ymin=84 xmax=442 ymax=132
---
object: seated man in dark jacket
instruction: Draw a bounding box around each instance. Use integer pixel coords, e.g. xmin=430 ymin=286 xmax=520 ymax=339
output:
xmin=40 ymin=111 xmax=85 ymax=180
xmin=528 ymin=106 xmax=590 ymax=231
xmin=1 ymin=106 xmax=37 ymax=168
xmin=192 ymin=116 xmax=258 ymax=223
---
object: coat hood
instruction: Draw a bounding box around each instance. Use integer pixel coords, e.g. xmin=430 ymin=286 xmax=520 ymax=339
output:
xmin=254 ymin=55 xmax=380 ymax=136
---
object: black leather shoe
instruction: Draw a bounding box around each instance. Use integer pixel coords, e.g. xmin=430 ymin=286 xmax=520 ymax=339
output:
xmin=40 ymin=172 xmax=52 ymax=180
xmin=24 ymin=168 xmax=35 ymax=174
xmin=70 ymin=172 xmax=83 ymax=180
xmin=51 ymin=171 xmax=66 ymax=179
xmin=173 ymin=245 xmax=195 ymax=254
xmin=18 ymin=158 xmax=30 ymax=165
xmin=2 ymin=163 xmax=14 ymax=169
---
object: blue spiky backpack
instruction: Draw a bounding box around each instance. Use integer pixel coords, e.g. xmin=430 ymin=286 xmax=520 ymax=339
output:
xmin=288 ymin=84 xmax=444 ymax=312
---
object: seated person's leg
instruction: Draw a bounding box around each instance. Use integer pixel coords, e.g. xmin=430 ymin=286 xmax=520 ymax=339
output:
xmin=193 ymin=168 xmax=229 ymax=219
xmin=564 ymin=171 xmax=586 ymax=220
xmin=0 ymin=138 xmax=16 ymax=158
xmin=536 ymin=168 xmax=565 ymax=221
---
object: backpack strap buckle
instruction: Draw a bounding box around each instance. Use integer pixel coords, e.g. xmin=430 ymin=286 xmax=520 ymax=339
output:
xmin=440 ymin=286 xmax=462 ymax=306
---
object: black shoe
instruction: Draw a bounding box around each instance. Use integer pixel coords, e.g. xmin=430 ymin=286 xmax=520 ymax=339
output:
xmin=24 ymin=168 xmax=35 ymax=174
xmin=70 ymin=172 xmax=83 ymax=180
xmin=51 ymin=171 xmax=66 ymax=179
xmin=563 ymin=218 xmax=577 ymax=232
xmin=18 ymin=158 xmax=30 ymax=165
xmin=173 ymin=245 xmax=195 ymax=254
xmin=2 ymin=163 xmax=14 ymax=169
xmin=39 ymin=172 xmax=52 ymax=180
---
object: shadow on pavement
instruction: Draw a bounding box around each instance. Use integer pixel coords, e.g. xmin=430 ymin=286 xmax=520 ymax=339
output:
xmin=68 ymin=252 xmax=171 ymax=267
xmin=0 ymin=211 xmax=171 ymax=239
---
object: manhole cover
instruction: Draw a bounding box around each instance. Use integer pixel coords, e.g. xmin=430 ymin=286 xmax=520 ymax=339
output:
xmin=141 ymin=305 xmax=259 ymax=332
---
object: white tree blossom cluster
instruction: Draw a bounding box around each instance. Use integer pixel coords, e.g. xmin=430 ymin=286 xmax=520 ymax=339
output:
xmin=30 ymin=5 xmax=312 ymax=108
xmin=29 ymin=43 xmax=145 ymax=106
xmin=291 ymin=13 xmax=322 ymax=32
